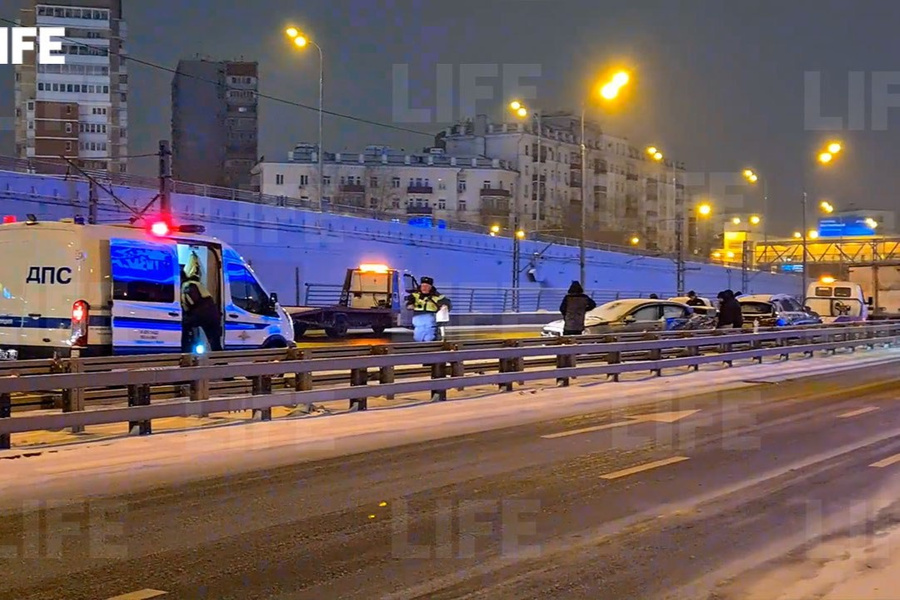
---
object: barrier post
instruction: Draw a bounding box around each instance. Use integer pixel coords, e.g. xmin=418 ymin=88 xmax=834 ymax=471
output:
xmin=290 ymin=348 xmax=313 ymax=393
xmin=498 ymin=340 xmax=521 ymax=392
xmin=556 ymin=340 xmax=576 ymax=387
xmin=350 ymin=367 xmax=368 ymax=411
xmin=373 ymin=347 xmax=395 ymax=400
xmin=0 ymin=392 xmax=10 ymax=450
xmin=62 ymin=352 xmax=85 ymax=434
xmin=430 ymin=361 xmax=447 ymax=402
xmin=127 ymin=384 xmax=152 ymax=435
xmin=189 ymin=354 xmax=210 ymax=403
xmin=447 ymin=343 xmax=465 ymax=391
xmin=251 ymin=373 xmax=273 ymax=421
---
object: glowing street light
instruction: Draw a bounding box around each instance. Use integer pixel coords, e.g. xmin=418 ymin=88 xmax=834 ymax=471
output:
xmin=750 ymin=215 xmax=761 ymax=225
xmin=828 ymin=142 xmax=842 ymax=154
xmin=865 ymin=217 xmax=878 ymax=229
xmin=732 ymin=217 xmax=741 ymax=225
xmin=820 ymin=201 xmax=834 ymax=214
xmin=793 ymin=231 xmax=802 ymax=239
xmin=579 ymin=69 xmax=632 ymax=284
xmin=818 ymin=152 xmax=833 ymax=164
xmin=808 ymin=230 xmax=819 ymax=239
xmin=698 ymin=203 xmax=712 ymax=216
xmin=285 ymin=25 xmax=324 ymax=209
xmin=630 ymin=236 xmax=640 ymax=245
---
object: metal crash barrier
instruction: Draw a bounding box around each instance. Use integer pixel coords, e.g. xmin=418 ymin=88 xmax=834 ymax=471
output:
xmin=0 ymin=322 xmax=898 ymax=449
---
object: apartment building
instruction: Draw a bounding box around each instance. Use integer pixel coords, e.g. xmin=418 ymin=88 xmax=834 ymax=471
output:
xmin=255 ymin=145 xmax=519 ymax=226
xmin=171 ymin=58 xmax=259 ymax=190
xmin=14 ymin=0 xmax=128 ymax=173
xmin=440 ymin=114 xmax=689 ymax=252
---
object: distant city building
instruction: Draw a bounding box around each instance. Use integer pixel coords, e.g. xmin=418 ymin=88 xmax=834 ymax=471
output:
xmin=14 ymin=0 xmax=129 ymax=173
xmin=171 ymin=58 xmax=258 ymax=190
xmin=254 ymin=145 xmax=518 ymax=225
xmin=440 ymin=114 xmax=691 ymax=252
xmin=257 ymin=114 xmax=694 ymax=252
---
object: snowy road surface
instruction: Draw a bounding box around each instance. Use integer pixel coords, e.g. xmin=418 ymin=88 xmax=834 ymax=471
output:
xmin=0 ymin=350 xmax=899 ymax=598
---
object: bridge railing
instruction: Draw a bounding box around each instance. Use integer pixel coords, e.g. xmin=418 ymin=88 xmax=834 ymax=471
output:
xmin=301 ymin=284 xmax=716 ymax=312
xmin=1 ymin=322 xmax=897 ymax=448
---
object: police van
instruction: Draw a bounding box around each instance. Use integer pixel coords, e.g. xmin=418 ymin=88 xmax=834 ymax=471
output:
xmin=0 ymin=215 xmax=293 ymax=359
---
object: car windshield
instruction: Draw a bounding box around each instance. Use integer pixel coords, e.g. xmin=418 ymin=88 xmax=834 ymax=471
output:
xmin=586 ymin=301 xmax=639 ymax=321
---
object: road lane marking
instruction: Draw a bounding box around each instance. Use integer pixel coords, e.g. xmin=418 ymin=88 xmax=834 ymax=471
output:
xmin=542 ymin=409 xmax=700 ymax=439
xmin=106 ymin=590 xmax=168 ymax=600
xmin=870 ymin=453 xmax=900 ymax=469
xmin=600 ymin=456 xmax=690 ymax=480
xmin=838 ymin=407 xmax=880 ymax=418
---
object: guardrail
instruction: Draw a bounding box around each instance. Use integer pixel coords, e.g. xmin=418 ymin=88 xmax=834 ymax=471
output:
xmin=303 ymin=284 xmax=715 ymax=312
xmin=1 ymin=322 xmax=897 ymax=449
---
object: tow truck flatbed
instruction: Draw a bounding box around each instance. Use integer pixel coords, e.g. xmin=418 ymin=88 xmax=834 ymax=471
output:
xmin=286 ymin=265 xmax=415 ymax=339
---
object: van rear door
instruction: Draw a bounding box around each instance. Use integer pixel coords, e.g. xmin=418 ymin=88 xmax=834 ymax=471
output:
xmin=110 ymin=238 xmax=181 ymax=354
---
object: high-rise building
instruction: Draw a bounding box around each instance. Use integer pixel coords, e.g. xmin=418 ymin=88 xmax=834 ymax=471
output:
xmin=171 ymin=59 xmax=258 ymax=189
xmin=14 ymin=0 xmax=129 ymax=173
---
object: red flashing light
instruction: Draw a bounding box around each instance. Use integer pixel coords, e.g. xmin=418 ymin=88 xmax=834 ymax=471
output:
xmin=150 ymin=221 xmax=170 ymax=236
xmin=3 ymin=215 xmax=16 ymax=224
xmin=71 ymin=300 xmax=89 ymax=347
xmin=72 ymin=302 xmax=86 ymax=322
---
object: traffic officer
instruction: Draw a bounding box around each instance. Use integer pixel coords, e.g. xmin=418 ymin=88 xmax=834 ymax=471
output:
xmin=406 ymin=276 xmax=452 ymax=342
xmin=181 ymin=259 xmax=224 ymax=352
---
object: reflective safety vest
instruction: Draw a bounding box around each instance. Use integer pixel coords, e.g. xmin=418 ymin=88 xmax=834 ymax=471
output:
xmin=408 ymin=292 xmax=445 ymax=313
xmin=181 ymin=280 xmax=213 ymax=309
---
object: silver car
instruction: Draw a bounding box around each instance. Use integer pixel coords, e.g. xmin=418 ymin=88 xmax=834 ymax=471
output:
xmin=542 ymin=298 xmax=698 ymax=336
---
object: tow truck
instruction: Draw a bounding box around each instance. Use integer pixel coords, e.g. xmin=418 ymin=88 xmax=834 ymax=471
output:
xmin=284 ymin=264 xmax=417 ymax=339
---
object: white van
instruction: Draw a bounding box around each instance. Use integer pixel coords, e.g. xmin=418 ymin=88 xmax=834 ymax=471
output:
xmin=805 ymin=278 xmax=868 ymax=323
xmin=0 ymin=217 xmax=294 ymax=359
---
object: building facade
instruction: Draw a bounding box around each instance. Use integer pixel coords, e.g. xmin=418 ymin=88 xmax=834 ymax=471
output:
xmin=171 ymin=59 xmax=258 ymax=190
xmin=440 ymin=114 xmax=690 ymax=252
xmin=255 ymin=145 xmax=519 ymax=227
xmin=14 ymin=0 xmax=128 ymax=173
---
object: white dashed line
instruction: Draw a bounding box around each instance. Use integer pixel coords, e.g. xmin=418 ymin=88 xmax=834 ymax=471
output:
xmin=105 ymin=590 xmax=168 ymax=600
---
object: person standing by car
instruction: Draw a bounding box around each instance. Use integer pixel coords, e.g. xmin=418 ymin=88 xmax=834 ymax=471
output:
xmin=560 ymin=281 xmax=597 ymax=336
xmin=686 ymin=290 xmax=705 ymax=307
xmin=716 ymin=290 xmax=744 ymax=329
xmin=406 ymin=276 xmax=452 ymax=342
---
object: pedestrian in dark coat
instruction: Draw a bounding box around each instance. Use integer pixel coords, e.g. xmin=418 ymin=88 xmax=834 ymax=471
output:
xmin=716 ymin=290 xmax=744 ymax=329
xmin=559 ymin=281 xmax=597 ymax=335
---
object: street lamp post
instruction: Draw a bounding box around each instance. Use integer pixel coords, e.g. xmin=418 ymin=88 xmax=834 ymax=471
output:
xmin=578 ymin=70 xmax=630 ymax=285
xmin=802 ymin=141 xmax=843 ymax=300
xmin=510 ymin=102 xmax=543 ymax=232
xmin=285 ymin=27 xmax=325 ymax=210
xmin=491 ymin=224 xmax=526 ymax=311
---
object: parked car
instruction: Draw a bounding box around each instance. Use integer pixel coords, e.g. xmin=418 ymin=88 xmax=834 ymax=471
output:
xmin=737 ymin=294 xmax=823 ymax=327
xmin=541 ymin=298 xmax=707 ymax=336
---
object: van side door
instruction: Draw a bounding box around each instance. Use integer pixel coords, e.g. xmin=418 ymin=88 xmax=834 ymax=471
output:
xmin=109 ymin=238 xmax=181 ymax=354
xmin=223 ymin=254 xmax=284 ymax=349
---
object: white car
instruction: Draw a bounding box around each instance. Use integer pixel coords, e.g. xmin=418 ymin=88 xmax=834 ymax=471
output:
xmin=541 ymin=298 xmax=698 ymax=337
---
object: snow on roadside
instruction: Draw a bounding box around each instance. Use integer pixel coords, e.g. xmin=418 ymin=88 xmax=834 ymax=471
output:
xmin=712 ymin=478 xmax=900 ymax=600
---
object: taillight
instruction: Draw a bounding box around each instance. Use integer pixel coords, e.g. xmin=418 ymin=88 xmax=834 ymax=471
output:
xmin=71 ymin=300 xmax=89 ymax=347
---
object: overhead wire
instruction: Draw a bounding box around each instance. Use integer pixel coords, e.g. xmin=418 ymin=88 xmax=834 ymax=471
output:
xmin=0 ymin=14 xmax=434 ymax=138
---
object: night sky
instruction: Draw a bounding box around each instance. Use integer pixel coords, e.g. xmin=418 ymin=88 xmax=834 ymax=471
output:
xmin=1 ymin=0 xmax=898 ymax=234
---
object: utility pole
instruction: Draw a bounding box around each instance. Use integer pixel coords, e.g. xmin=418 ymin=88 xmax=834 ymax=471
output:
xmin=88 ymin=179 xmax=98 ymax=224
xmin=158 ymin=140 xmax=172 ymax=216
xmin=741 ymin=239 xmax=751 ymax=292
xmin=579 ymin=105 xmax=587 ymax=285
xmin=675 ymin=212 xmax=685 ymax=295
xmin=801 ymin=191 xmax=808 ymax=301
xmin=512 ymin=220 xmax=521 ymax=312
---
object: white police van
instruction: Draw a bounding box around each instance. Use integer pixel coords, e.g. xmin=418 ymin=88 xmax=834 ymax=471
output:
xmin=0 ymin=216 xmax=293 ymax=359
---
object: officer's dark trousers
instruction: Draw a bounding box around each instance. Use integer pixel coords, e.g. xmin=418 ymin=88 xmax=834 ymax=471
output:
xmin=182 ymin=301 xmax=224 ymax=352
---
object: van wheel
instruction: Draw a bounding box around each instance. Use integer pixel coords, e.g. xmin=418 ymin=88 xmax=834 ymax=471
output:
xmin=372 ymin=325 xmax=386 ymax=335
xmin=325 ymin=316 xmax=348 ymax=338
